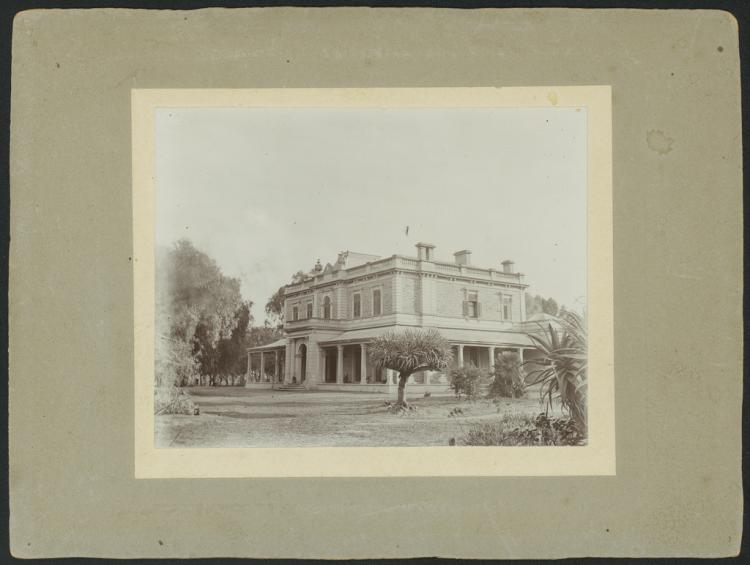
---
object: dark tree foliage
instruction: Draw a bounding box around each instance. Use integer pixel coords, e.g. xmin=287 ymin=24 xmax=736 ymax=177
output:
xmin=246 ymin=324 xmax=283 ymax=349
xmin=524 ymin=293 xmax=561 ymax=317
xmin=213 ymin=301 xmax=254 ymax=383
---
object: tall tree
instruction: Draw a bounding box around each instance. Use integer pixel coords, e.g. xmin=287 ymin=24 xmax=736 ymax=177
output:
xmin=265 ymin=286 xmax=286 ymax=328
xmin=156 ymin=238 xmax=244 ymax=386
xmin=369 ymin=328 xmax=453 ymax=406
xmin=214 ymin=300 xmax=253 ymax=383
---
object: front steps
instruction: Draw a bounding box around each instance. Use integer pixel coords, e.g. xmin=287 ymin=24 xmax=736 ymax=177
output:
xmin=274 ymin=383 xmax=307 ymax=391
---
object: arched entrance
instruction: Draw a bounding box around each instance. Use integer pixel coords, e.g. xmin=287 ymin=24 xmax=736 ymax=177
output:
xmin=298 ymin=343 xmax=307 ymax=383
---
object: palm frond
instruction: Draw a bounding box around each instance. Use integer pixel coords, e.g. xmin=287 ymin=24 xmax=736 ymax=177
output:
xmin=524 ymin=310 xmax=588 ymax=432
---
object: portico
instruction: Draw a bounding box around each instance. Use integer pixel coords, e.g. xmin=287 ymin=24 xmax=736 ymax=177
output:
xmin=245 ymin=338 xmax=286 ymax=387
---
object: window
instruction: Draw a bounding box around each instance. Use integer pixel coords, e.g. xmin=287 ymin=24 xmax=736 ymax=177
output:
xmin=353 ymin=293 xmax=361 ymax=318
xmin=373 ymin=289 xmax=382 ymax=316
xmin=503 ymin=296 xmax=512 ymax=321
xmin=306 ymin=302 xmax=313 ymax=319
xmin=292 ymin=306 xmax=299 ymax=321
xmin=323 ymin=296 xmax=331 ymax=319
xmin=464 ymin=290 xmax=479 ymax=318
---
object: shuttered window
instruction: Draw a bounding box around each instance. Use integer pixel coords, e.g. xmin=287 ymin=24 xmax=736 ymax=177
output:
xmin=464 ymin=290 xmax=479 ymax=318
xmin=306 ymin=302 xmax=313 ymax=319
xmin=323 ymin=296 xmax=331 ymax=319
xmin=373 ymin=289 xmax=382 ymax=316
xmin=353 ymin=293 xmax=361 ymax=318
xmin=292 ymin=306 xmax=299 ymax=321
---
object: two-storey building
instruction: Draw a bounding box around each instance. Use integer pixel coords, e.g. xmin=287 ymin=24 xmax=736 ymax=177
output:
xmin=246 ymin=242 xmax=542 ymax=393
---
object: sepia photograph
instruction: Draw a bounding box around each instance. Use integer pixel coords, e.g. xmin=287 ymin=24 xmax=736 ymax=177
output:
xmin=10 ymin=7 xmax=741 ymax=558
xmin=151 ymin=97 xmax=589 ymax=449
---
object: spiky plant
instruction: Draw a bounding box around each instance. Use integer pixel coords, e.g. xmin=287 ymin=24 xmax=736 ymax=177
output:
xmin=368 ymin=328 xmax=453 ymax=405
xmin=524 ymin=311 xmax=588 ymax=433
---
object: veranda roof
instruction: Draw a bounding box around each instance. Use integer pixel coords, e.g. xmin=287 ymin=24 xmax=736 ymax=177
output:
xmin=247 ymin=338 xmax=287 ymax=353
xmin=317 ymin=326 xmax=534 ymax=347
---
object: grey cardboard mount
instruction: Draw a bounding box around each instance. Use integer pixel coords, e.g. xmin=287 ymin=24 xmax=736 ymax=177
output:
xmin=9 ymin=8 xmax=743 ymax=559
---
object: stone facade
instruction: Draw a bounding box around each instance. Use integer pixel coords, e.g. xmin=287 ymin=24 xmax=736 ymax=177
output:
xmin=247 ymin=243 xmax=539 ymax=392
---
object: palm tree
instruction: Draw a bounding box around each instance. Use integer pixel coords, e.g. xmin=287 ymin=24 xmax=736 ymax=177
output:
xmin=524 ymin=311 xmax=588 ymax=432
xmin=489 ymin=350 xmax=525 ymax=398
xmin=368 ymin=328 xmax=453 ymax=405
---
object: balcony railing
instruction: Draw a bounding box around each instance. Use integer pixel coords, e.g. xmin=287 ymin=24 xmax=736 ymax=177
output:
xmin=284 ymin=255 xmax=525 ymax=295
xmin=284 ymin=316 xmax=348 ymax=330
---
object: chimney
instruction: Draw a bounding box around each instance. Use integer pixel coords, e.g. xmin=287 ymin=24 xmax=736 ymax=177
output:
xmin=453 ymin=250 xmax=472 ymax=266
xmin=415 ymin=242 xmax=436 ymax=261
xmin=501 ymin=259 xmax=515 ymax=274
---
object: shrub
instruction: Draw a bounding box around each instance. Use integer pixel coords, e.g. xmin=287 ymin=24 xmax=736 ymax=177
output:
xmin=449 ymin=366 xmax=484 ymax=400
xmin=461 ymin=412 xmax=585 ymax=446
xmin=155 ymin=386 xmax=199 ymax=415
xmin=488 ymin=351 xmax=525 ymax=398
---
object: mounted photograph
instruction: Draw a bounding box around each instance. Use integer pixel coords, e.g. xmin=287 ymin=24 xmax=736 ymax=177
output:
xmin=132 ymin=87 xmax=614 ymax=477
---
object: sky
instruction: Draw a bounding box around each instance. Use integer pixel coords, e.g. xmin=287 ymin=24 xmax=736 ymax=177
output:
xmin=155 ymin=106 xmax=587 ymax=322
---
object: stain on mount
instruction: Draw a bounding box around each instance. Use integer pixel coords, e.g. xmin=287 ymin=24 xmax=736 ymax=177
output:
xmin=646 ymin=130 xmax=674 ymax=155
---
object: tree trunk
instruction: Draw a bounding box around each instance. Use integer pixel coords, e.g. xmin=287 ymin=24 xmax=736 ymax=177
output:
xmin=397 ymin=373 xmax=409 ymax=405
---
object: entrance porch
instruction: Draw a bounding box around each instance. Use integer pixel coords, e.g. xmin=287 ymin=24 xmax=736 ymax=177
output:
xmin=245 ymin=339 xmax=286 ymax=388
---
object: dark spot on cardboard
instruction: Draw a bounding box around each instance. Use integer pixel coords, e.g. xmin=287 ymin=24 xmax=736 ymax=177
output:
xmin=717 ymin=45 xmax=724 ymax=52
xmin=158 ymin=540 xmax=164 ymax=546
xmin=55 ymin=62 xmax=60 ymax=68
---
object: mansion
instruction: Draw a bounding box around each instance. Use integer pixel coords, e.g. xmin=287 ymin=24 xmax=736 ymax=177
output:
xmin=247 ymin=243 xmax=544 ymax=393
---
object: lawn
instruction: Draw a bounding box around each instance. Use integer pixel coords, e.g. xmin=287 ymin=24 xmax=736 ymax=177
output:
xmin=155 ymin=386 xmax=552 ymax=448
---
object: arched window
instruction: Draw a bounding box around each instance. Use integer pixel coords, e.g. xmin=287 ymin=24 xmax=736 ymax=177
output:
xmin=373 ymin=289 xmax=382 ymax=316
xmin=323 ymin=296 xmax=331 ymax=319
